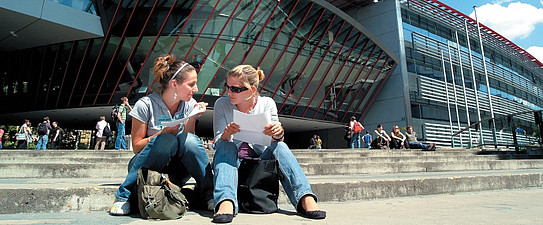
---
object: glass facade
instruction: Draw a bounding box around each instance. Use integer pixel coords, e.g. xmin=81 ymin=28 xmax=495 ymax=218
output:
xmin=400 ymin=0 xmax=543 ymax=147
xmin=0 ymin=0 xmax=396 ymax=126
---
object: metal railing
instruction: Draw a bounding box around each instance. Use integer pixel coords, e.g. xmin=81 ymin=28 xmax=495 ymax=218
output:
xmin=452 ymin=110 xmax=543 ymax=151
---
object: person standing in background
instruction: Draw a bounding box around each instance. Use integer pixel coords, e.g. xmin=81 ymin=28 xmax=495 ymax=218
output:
xmin=18 ymin=119 xmax=32 ymax=149
xmin=35 ymin=116 xmax=52 ymax=150
xmin=115 ymin=97 xmax=132 ymax=150
xmin=49 ymin=121 xmax=62 ymax=149
xmin=349 ymin=116 xmax=364 ymax=149
xmin=0 ymin=126 xmax=4 ymax=149
xmin=95 ymin=116 xmax=109 ymax=150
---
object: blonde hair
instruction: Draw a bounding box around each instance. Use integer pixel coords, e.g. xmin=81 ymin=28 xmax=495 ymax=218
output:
xmin=226 ymin=65 xmax=265 ymax=97
xmin=152 ymin=54 xmax=195 ymax=92
xmin=392 ymin=126 xmax=400 ymax=134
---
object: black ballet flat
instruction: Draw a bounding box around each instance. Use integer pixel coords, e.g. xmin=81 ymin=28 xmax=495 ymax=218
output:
xmin=298 ymin=209 xmax=327 ymax=219
xmin=212 ymin=213 xmax=234 ymax=223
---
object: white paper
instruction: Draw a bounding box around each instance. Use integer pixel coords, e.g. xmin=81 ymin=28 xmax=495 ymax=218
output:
xmin=233 ymin=109 xmax=272 ymax=146
xmin=162 ymin=105 xmax=205 ymax=127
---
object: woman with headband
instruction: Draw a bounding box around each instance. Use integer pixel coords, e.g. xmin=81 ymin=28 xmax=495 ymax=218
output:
xmin=109 ymin=54 xmax=214 ymax=216
xmin=211 ymin=65 xmax=326 ymax=223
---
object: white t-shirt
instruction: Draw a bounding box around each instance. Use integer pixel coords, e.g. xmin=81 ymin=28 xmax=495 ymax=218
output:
xmin=95 ymin=120 xmax=109 ymax=137
xmin=213 ymin=96 xmax=279 ymax=154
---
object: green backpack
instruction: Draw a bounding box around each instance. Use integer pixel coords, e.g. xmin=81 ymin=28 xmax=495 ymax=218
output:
xmin=137 ymin=168 xmax=188 ymax=220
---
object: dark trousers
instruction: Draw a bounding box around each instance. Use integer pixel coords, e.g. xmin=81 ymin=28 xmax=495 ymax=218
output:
xmin=17 ymin=140 xmax=28 ymax=149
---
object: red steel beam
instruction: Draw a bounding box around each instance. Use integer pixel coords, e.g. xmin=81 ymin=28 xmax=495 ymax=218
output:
xmin=198 ymin=0 xmax=264 ymax=102
xmin=289 ymin=20 xmax=347 ymax=116
xmin=277 ymin=14 xmax=338 ymax=114
xmin=146 ymin=0 xmax=204 ymax=96
xmin=302 ymin=26 xmax=356 ymax=118
xmin=330 ymin=44 xmax=377 ymax=122
xmin=44 ymin=43 xmax=61 ymax=108
xmin=255 ymin=0 xmax=302 ymax=69
xmin=270 ymin=8 xmax=326 ymax=99
xmin=322 ymin=37 xmax=370 ymax=120
xmin=122 ymin=0 xmax=182 ymax=102
xmin=312 ymin=32 xmax=362 ymax=119
xmin=340 ymin=50 xmax=384 ymax=123
xmin=68 ymin=39 xmax=92 ymax=106
xmin=55 ymin=41 xmax=76 ymax=108
xmin=360 ymin=59 xmax=395 ymax=119
xmin=258 ymin=2 xmax=314 ymax=93
xmin=218 ymin=0 xmax=282 ymax=97
xmin=94 ymin=0 xmax=142 ymax=104
xmin=79 ymin=0 xmax=123 ymax=106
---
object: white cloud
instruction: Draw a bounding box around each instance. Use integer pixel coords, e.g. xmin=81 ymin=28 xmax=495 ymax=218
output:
xmin=470 ymin=2 xmax=543 ymax=40
xmin=527 ymin=46 xmax=543 ymax=63
xmin=492 ymin=0 xmax=513 ymax=4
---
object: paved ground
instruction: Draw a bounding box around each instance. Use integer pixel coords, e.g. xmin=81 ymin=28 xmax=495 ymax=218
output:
xmin=1 ymin=187 xmax=541 ymax=225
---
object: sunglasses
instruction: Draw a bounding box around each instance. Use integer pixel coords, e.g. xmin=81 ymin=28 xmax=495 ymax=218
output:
xmin=224 ymin=83 xmax=249 ymax=93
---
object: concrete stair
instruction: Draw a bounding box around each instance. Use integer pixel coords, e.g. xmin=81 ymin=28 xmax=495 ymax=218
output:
xmin=1 ymin=148 xmax=542 ymax=214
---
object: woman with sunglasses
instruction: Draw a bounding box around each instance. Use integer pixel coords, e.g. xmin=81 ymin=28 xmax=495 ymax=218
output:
xmin=109 ymin=54 xmax=214 ymax=216
xmin=211 ymin=65 xmax=326 ymax=223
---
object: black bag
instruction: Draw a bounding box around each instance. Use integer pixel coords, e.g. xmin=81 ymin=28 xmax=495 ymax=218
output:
xmin=111 ymin=104 xmax=119 ymax=122
xmin=37 ymin=123 xmax=47 ymax=135
xmin=137 ymin=168 xmax=188 ymax=220
xmin=237 ymin=158 xmax=280 ymax=214
xmin=103 ymin=124 xmax=112 ymax=137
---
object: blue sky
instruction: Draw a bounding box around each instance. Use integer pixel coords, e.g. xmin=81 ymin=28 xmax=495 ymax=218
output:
xmin=438 ymin=0 xmax=543 ymax=63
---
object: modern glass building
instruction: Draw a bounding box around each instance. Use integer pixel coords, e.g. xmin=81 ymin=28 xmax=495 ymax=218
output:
xmin=337 ymin=0 xmax=543 ymax=147
xmin=2 ymin=0 xmax=541 ymax=148
xmin=0 ymin=0 xmax=398 ymax=148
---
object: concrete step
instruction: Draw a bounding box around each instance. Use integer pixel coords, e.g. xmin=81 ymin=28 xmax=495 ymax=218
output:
xmin=2 ymin=158 xmax=543 ymax=178
xmin=0 ymin=151 xmax=503 ymax=164
xmin=0 ymin=149 xmax=484 ymax=160
xmin=1 ymin=169 xmax=541 ymax=214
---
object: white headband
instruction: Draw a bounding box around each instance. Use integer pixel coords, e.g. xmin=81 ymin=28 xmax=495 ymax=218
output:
xmin=169 ymin=63 xmax=189 ymax=83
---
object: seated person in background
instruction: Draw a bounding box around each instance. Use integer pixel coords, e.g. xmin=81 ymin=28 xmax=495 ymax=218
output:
xmin=315 ymin=135 xmax=322 ymax=149
xmin=309 ymin=134 xmax=317 ymax=149
xmin=362 ymin=131 xmax=372 ymax=148
xmin=390 ymin=125 xmax=406 ymax=149
xmin=371 ymin=124 xmax=391 ymax=149
xmin=404 ymin=125 xmax=435 ymax=151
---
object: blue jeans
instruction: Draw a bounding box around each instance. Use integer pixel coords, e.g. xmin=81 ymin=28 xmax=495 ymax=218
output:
xmin=35 ymin=135 xmax=48 ymax=150
xmin=114 ymin=132 xmax=213 ymax=202
xmin=350 ymin=133 xmax=361 ymax=148
xmin=409 ymin=141 xmax=428 ymax=150
xmin=115 ymin=121 xmax=126 ymax=150
xmin=213 ymin=141 xmax=316 ymax=214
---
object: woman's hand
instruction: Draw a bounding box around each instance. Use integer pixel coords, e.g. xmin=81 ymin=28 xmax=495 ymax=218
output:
xmin=264 ymin=122 xmax=283 ymax=137
xmin=162 ymin=124 xmax=181 ymax=135
xmin=221 ymin=122 xmax=240 ymax=141
xmin=194 ymin=102 xmax=208 ymax=117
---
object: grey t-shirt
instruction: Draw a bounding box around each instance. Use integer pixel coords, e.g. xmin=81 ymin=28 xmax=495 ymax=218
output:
xmin=213 ymin=96 xmax=279 ymax=154
xmin=129 ymin=92 xmax=196 ymax=137
xmin=405 ymin=131 xmax=417 ymax=143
